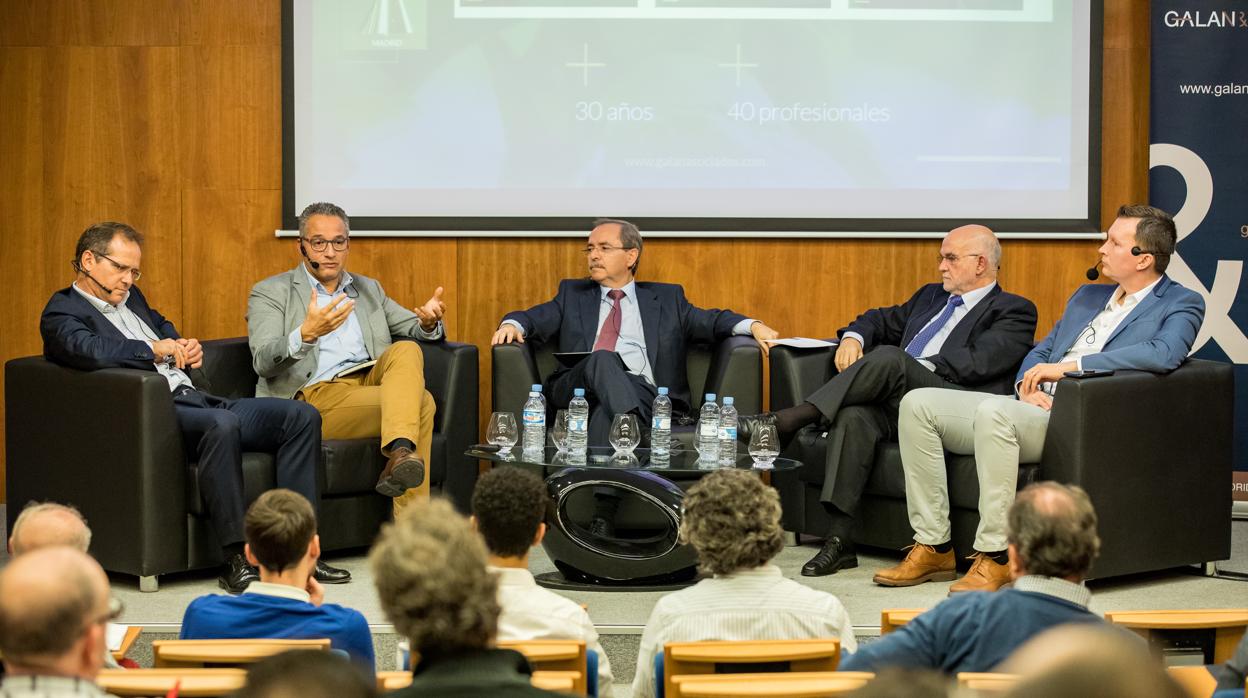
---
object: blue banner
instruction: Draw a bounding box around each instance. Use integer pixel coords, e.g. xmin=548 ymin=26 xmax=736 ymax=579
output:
xmin=1149 ymin=5 xmax=1248 ymax=500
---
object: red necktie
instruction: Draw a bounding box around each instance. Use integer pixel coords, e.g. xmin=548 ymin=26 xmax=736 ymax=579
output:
xmin=593 ymin=289 xmax=626 ymax=351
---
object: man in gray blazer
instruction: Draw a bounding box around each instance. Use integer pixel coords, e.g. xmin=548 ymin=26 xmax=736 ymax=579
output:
xmin=247 ymin=202 xmax=447 ymax=513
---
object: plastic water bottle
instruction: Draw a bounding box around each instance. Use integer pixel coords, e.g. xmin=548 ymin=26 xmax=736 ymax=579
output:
xmin=651 ymin=387 xmax=673 ymax=455
xmin=568 ymin=388 xmax=590 ymax=454
xmin=522 ymin=385 xmax=546 ymax=453
xmin=697 ymin=393 xmax=719 ymax=459
xmin=718 ymin=396 xmax=738 ymax=464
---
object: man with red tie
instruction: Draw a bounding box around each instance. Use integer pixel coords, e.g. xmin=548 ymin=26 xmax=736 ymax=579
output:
xmin=492 ymin=218 xmax=778 ymax=449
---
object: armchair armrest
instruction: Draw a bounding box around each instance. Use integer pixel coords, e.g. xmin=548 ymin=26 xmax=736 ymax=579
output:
xmin=5 ymin=356 xmax=189 ymax=577
xmin=769 ymin=343 xmax=838 ymax=411
xmin=492 ymin=343 xmax=542 ymax=417
xmin=703 ymin=336 xmax=764 ymax=415
xmin=419 ymin=340 xmax=479 ymax=511
xmin=1042 ymin=359 xmax=1233 ymax=578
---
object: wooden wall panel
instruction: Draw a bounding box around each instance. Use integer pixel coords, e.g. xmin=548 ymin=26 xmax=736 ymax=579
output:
xmin=0 ymin=0 xmax=1150 ymax=503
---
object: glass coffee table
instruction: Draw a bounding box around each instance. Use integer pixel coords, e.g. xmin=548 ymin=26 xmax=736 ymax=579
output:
xmin=468 ymin=446 xmax=803 ymax=590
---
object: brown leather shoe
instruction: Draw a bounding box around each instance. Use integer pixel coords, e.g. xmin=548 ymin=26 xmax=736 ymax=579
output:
xmin=948 ymin=552 xmax=1011 ymax=594
xmin=873 ymin=543 xmax=956 ymax=587
xmin=376 ymin=447 xmax=425 ymax=497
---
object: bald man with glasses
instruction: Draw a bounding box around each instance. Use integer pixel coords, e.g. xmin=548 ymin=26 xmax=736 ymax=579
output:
xmin=493 ymin=218 xmax=778 ymax=450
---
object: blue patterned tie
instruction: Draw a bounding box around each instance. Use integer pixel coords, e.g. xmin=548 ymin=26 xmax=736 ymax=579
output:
xmin=904 ymin=295 xmax=965 ymax=358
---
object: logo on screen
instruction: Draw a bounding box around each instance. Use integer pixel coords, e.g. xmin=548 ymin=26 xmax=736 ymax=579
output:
xmin=1163 ymin=10 xmax=1248 ymax=29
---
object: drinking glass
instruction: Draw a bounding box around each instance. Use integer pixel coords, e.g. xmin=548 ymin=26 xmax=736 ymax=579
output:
xmin=748 ymin=423 xmax=781 ymax=468
xmin=551 ymin=410 xmax=571 ymax=451
xmin=609 ymin=413 xmax=641 ymax=453
xmin=487 ymin=412 xmax=519 ymax=454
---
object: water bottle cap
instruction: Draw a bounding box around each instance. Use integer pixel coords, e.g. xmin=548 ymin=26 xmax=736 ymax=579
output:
xmin=657 ymin=387 xmax=669 ymax=395
xmin=574 ymin=388 xmax=586 ymax=397
xmin=531 ymin=384 xmax=542 ymax=392
xmin=723 ymin=396 xmax=734 ymax=405
xmin=705 ymin=393 xmax=716 ymax=401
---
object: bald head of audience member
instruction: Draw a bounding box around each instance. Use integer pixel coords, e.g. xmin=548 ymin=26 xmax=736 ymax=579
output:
xmin=940 ymin=224 xmax=1002 ymax=296
xmin=235 ymin=649 xmax=376 ymax=698
xmin=1006 ymin=482 xmax=1101 ymax=583
xmin=8 ymin=501 xmax=91 ymax=556
xmin=1000 ymin=624 xmax=1185 ymax=698
xmin=370 ymin=498 xmax=500 ymax=659
xmin=0 ymin=547 xmax=113 ymax=679
xmin=679 ymin=469 xmax=786 ymax=576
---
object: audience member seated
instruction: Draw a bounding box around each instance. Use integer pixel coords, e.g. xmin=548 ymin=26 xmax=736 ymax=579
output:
xmin=841 ymin=482 xmax=1102 ymax=674
xmin=631 ymin=469 xmax=856 ymax=698
xmin=471 ymin=466 xmax=615 ymax=695
xmin=179 ymin=489 xmax=374 ymax=674
xmin=370 ymin=498 xmax=564 ymax=697
xmin=999 ymin=624 xmax=1184 ymax=698
xmin=7 ymin=501 xmax=91 ymax=555
xmin=1212 ymin=630 xmax=1248 ymax=692
xmin=0 ymin=547 xmax=119 ymax=697
xmin=234 ymin=649 xmax=376 ymax=698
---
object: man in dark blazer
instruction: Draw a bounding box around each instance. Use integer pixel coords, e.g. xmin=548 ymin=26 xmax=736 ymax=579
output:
xmin=880 ymin=205 xmax=1204 ymax=593
xmin=492 ymin=218 xmax=779 ymax=448
xmin=738 ymin=225 xmax=1038 ymax=577
xmin=40 ymin=222 xmax=347 ymax=593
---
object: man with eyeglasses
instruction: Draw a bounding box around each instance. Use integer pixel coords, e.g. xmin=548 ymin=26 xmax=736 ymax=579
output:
xmin=40 ymin=222 xmax=333 ymax=594
xmin=492 ymin=218 xmax=778 ymax=451
xmin=735 ymin=224 xmax=1038 ymax=577
xmin=877 ymin=205 xmax=1204 ymax=593
xmin=0 ymin=547 xmax=120 ymax=697
xmin=248 ymin=202 xmax=447 ymax=515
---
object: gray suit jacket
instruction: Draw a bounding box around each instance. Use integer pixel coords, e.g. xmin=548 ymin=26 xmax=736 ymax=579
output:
xmin=247 ymin=264 xmax=442 ymax=398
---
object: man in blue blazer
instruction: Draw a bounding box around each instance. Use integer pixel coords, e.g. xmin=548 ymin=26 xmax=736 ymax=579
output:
xmin=878 ymin=205 xmax=1205 ymax=593
xmin=492 ymin=218 xmax=778 ymax=447
xmin=40 ymin=222 xmax=345 ymax=593
xmin=739 ymin=225 xmax=1038 ymax=577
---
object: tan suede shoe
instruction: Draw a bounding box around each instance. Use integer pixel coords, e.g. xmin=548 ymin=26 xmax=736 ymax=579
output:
xmin=873 ymin=543 xmax=957 ymax=587
xmin=948 ymin=552 xmax=1012 ymax=594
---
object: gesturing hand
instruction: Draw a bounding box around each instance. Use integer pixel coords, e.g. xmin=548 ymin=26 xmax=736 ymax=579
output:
xmin=834 ymin=337 xmax=863 ymax=373
xmin=414 ymin=286 xmax=446 ymax=331
xmin=150 ymin=338 xmax=188 ymax=369
xmin=300 ymin=289 xmax=354 ymax=343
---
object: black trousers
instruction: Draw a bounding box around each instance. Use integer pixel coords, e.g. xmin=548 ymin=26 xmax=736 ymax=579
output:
xmin=546 ymin=350 xmax=660 ymax=447
xmin=173 ymin=388 xmax=321 ymax=548
xmin=804 ymin=345 xmax=959 ymax=518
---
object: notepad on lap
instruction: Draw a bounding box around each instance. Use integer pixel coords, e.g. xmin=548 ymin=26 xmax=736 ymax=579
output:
xmin=334 ymin=359 xmax=377 ymax=379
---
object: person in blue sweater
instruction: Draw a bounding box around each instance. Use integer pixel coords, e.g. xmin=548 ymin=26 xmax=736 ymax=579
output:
xmin=180 ymin=489 xmax=374 ymax=674
xmin=841 ymin=481 xmax=1103 ymax=674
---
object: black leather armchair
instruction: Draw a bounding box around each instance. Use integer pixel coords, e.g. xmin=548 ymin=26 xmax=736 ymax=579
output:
xmin=769 ymin=345 xmax=1232 ymax=580
xmin=5 ymin=337 xmax=478 ymax=591
xmin=492 ymin=337 xmax=763 ymax=447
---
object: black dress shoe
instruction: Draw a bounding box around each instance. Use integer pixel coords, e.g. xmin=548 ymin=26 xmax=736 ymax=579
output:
xmin=736 ymin=413 xmax=778 ymax=443
xmin=314 ymin=559 xmax=352 ymax=584
xmin=801 ymin=536 xmax=859 ymax=577
xmin=218 ymin=553 xmax=260 ymax=594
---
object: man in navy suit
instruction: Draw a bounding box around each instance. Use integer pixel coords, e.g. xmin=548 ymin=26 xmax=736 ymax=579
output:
xmin=738 ymin=225 xmax=1038 ymax=577
xmin=492 ymin=218 xmax=779 ymax=447
xmin=39 ymin=222 xmax=347 ymax=594
xmin=878 ymin=205 xmax=1205 ymax=593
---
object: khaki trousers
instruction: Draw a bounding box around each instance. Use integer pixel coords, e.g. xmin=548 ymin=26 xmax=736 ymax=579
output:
xmin=897 ymin=387 xmax=1050 ymax=552
xmin=298 ymin=341 xmax=434 ymax=515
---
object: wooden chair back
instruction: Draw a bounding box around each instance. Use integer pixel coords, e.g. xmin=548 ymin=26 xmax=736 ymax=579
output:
xmin=663 ymin=638 xmax=842 ymax=698
xmin=498 ymin=638 xmax=589 ymax=695
xmin=879 ymin=609 xmax=925 ymax=635
xmin=151 ymin=638 xmax=330 ymax=668
xmin=671 ymin=671 xmax=872 ymax=698
xmin=1104 ymin=609 xmax=1248 ymax=663
xmin=97 ymin=668 xmax=247 ymax=697
xmin=956 ymin=672 xmax=1020 ymax=693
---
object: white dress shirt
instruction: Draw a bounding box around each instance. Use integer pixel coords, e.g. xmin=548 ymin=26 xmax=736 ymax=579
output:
xmin=71 ymin=282 xmax=195 ymax=393
xmin=489 ymin=566 xmax=614 ymax=696
xmin=844 ymin=282 xmax=997 ymax=371
xmin=630 ymin=564 xmax=856 ymax=698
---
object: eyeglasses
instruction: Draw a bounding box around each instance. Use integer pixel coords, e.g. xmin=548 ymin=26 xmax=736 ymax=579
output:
xmin=583 ymin=244 xmax=631 ymax=256
xmin=937 ymin=253 xmax=983 ymax=264
xmin=92 ymin=252 xmax=141 ymax=280
xmin=302 ymin=237 xmax=350 ymax=252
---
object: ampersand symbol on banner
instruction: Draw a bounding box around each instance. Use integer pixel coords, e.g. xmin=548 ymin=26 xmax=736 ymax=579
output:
xmin=1150 ymin=143 xmax=1248 ymax=362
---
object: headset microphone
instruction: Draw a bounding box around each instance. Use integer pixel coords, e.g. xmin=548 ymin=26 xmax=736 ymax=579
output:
xmin=299 ymin=240 xmax=320 ymax=270
xmin=1085 ymin=261 xmax=1101 ymax=281
xmin=72 ymin=260 xmax=116 ymax=296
